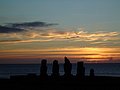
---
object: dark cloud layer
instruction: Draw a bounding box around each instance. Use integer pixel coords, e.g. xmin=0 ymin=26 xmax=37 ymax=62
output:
xmin=0 ymin=21 xmax=58 ymax=33
xmin=0 ymin=25 xmax=24 ymax=33
xmin=7 ymin=21 xmax=58 ymax=28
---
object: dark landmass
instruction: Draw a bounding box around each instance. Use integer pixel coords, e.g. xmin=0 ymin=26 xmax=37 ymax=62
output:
xmin=0 ymin=57 xmax=120 ymax=90
xmin=0 ymin=75 xmax=120 ymax=90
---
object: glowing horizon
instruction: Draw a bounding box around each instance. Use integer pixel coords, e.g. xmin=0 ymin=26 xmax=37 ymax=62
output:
xmin=0 ymin=47 xmax=120 ymax=63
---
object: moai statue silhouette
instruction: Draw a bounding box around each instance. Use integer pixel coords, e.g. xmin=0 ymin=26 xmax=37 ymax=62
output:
xmin=40 ymin=59 xmax=48 ymax=80
xmin=64 ymin=57 xmax=72 ymax=78
xmin=90 ymin=68 xmax=94 ymax=77
xmin=51 ymin=60 xmax=59 ymax=78
xmin=76 ymin=61 xmax=85 ymax=79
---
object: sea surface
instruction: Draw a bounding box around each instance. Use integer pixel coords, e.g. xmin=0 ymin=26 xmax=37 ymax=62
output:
xmin=0 ymin=63 xmax=120 ymax=78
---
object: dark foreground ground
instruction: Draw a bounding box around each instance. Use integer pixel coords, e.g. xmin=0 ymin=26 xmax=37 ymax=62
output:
xmin=0 ymin=75 xmax=120 ymax=90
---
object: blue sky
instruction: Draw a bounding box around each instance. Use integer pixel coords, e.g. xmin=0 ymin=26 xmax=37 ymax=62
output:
xmin=0 ymin=0 xmax=120 ymax=31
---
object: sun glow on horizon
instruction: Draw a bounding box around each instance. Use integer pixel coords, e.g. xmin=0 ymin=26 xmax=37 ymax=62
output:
xmin=0 ymin=47 xmax=120 ymax=63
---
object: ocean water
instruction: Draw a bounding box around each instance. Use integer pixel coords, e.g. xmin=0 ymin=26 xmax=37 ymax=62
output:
xmin=0 ymin=63 xmax=120 ymax=78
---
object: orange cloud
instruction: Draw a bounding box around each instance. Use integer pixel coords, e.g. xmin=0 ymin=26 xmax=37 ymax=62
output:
xmin=0 ymin=28 xmax=119 ymax=44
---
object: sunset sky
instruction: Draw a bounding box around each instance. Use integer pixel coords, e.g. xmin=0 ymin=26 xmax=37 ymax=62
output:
xmin=0 ymin=0 xmax=120 ymax=63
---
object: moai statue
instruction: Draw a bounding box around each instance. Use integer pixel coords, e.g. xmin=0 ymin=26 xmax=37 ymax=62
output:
xmin=40 ymin=59 xmax=48 ymax=80
xmin=64 ymin=57 xmax=72 ymax=78
xmin=90 ymin=68 xmax=94 ymax=77
xmin=51 ymin=60 xmax=60 ymax=80
xmin=51 ymin=60 xmax=59 ymax=78
xmin=76 ymin=61 xmax=85 ymax=79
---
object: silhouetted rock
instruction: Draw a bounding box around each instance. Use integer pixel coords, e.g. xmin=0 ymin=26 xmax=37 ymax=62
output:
xmin=90 ymin=68 xmax=94 ymax=77
xmin=51 ymin=60 xmax=60 ymax=79
xmin=40 ymin=59 xmax=48 ymax=80
xmin=64 ymin=57 xmax=73 ymax=79
xmin=76 ymin=61 xmax=85 ymax=79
